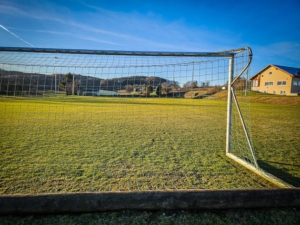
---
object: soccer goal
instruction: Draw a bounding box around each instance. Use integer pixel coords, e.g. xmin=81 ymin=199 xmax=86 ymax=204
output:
xmin=0 ymin=47 xmax=291 ymax=197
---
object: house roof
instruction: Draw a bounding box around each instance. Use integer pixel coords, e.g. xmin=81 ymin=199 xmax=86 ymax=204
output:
xmin=250 ymin=64 xmax=300 ymax=80
xmin=274 ymin=65 xmax=300 ymax=76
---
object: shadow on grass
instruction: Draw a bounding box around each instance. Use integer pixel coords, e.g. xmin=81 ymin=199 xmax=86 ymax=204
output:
xmin=258 ymin=160 xmax=300 ymax=187
xmin=262 ymin=160 xmax=300 ymax=168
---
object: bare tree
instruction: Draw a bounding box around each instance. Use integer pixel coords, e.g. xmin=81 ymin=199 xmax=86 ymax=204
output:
xmin=100 ymin=79 xmax=107 ymax=85
xmin=125 ymin=85 xmax=134 ymax=93
xmin=200 ymin=81 xmax=210 ymax=88
xmin=146 ymin=76 xmax=155 ymax=85
xmin=161 ymin=82 xmax=169 ymax=94
xmin=146 ymin=85 xmax=153 ymax=94
xmin=156 ymin=84 xmax=162 ymax=96
xmin=59 ymin=73 xmax=79 ymax=95
xmin=183 ymin=81 xmax=198 ymax=89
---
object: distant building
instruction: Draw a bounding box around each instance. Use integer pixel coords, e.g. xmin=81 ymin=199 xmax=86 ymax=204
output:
xmin=98 ymin=90 xmax=118 ymax=96
xmin=250 ymin=65 xmax=300 ymax=95
xmin=77 ymin=88 xmax=118 ymax=96
xmin=133 ymin=85 xmax=147 ymax=93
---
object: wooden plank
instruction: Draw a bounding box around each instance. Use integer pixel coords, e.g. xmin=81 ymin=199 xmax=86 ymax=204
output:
xmin=0 ymin=188 xmax=299 ymax=214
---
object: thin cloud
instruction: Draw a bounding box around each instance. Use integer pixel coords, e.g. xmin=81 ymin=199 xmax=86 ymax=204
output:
xmin=0 ymin=24 xmax=34 ymax=47
xmin=0 ymin=0 xmax=242 ymax=51
xmin=9 ymin=27 xmax=75 ymax=36
xmin=2 ymin=0 xmax=180 ymax=48
xmin=255 ymin=42 xmax=300 ymax=63
xmin=7 ymin=27 xmax=124 ymax=47
xmin=1 ymin=0 xmax=213 ymax=50
xmin=77 ymin=35 xmax=126 ymax=46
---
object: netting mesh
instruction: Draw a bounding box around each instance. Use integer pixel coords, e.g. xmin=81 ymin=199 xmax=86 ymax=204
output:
xmin=230 ymin=57 xmax=257 ymax=166
xmin=0 ymin=48 xmax=276 ymax=194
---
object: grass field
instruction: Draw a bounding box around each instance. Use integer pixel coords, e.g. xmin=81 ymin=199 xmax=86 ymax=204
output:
xmin=250 ymin=102 xmax=300 ymax=187
xmin=0 ymin=95 xmax=270 ymax=194
xmin=0 ymin=93 xmax=299 ymax=224
xmin=0 ymin=93 xmax=299 ymax=195
xmin=203 ymin=90 xmax=300 ymax=187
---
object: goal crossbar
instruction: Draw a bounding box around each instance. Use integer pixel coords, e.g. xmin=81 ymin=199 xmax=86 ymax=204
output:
xmin=0 ymin=46 xmax=248 ymax=57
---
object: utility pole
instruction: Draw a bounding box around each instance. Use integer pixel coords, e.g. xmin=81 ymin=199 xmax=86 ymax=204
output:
xmin=54 ymin=57 xmax=58 ymax=94
xmin=72 ymin=73 xmax=75 ymax=95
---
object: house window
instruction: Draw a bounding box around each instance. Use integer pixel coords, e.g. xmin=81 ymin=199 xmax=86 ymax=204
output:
xmin=293 ymin=81 xmax=298 ymax=86
xmin=269 ymin=72 xmax=272 ymax=75
xmin=273 ymin=91 xmax=276 ymax=94
xmin=252 ymin=80 xmax=258 ymax=87
xmin=280 ymin=90 xmax=285 ymax=95
xmin=298 ymin=81 xmax=300 ymax=86
xmin=265 ymin=82 xmax=273 ymax=86
xmin=277 ymin=81 xmax=286 ymax=86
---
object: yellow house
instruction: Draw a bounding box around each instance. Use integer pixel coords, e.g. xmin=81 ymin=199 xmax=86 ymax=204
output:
xmin=250 ymin=65 xmax=300 ymax=95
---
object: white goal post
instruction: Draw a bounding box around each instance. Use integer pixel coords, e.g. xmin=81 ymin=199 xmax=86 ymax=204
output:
xmin=0 ymin=46 xmax=292 ymax=195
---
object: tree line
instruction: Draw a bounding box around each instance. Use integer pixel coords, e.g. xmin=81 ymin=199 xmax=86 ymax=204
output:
xmin=1 ymin=69 xmax=247 ymax=96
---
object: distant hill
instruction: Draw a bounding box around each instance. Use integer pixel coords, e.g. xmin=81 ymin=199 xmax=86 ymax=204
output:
xmin=0 ymin=69 xmax=178 ymax=95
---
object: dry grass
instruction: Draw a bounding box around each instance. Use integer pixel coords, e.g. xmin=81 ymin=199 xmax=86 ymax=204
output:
xmin=1 ymin=95 xmax=299 ymax=224
xmin=213 ymin=90 xmax=300 ymax=105
xmin=0 ymin=96 xmax=278 ymax=194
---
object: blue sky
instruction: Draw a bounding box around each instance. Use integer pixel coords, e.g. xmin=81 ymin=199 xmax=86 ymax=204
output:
xmin=0 ymin=0 xmax=299 ymax=75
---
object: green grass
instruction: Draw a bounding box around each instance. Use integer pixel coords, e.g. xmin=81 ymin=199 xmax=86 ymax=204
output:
xmin=0 ymin=96 xmax=272 ymax=193
xmin=1 ymin=95 xmax=299 ymax=194
xmin=1 ymin=95 xmax=300 ymax=224
xmin=208 ymin=90 xmax=300 ymax=186
xmin=250 ymin=101 xmax=300 ymax=186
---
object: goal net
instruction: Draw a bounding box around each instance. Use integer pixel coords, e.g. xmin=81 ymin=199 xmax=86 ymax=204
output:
xmin=0 ymin=47 xmax=281 ymax=194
